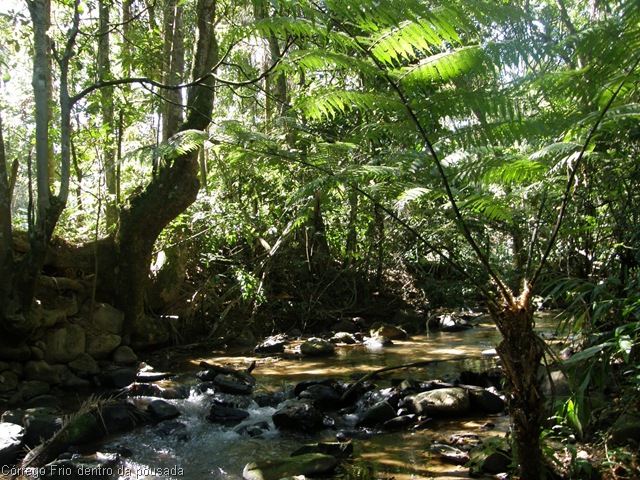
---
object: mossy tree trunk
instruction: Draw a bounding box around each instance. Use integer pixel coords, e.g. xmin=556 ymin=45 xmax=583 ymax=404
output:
xmin=111 ymin=0 xmax=218 ymax=335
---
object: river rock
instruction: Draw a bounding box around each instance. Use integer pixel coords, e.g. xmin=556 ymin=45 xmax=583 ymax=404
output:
xmin=331 ymin=331 xmax=357 ymax=344
xmin=243 ymin=453 xmax=337 ymax=480
xmin=272 ymin=399 xmax=324 ymax=432
xmin=112 ymin=345 xmax=138 ymax=365
xmin=333 ymin=318 xmax=360 ymax=333
xmin=99 ymin=401 xmax=147 ymax=435
xmin=207 ymin=404 xmax=250 ymax=425
xmin=468 ymin=388 xmax=505 ymax=414
xmin=68 ymin=353 xmax=101 ymax=376
xmin=19 ymin=407 xmax=63 ymax=447
xmin=356 ymin=400 xmax=397 ymax=428
xmin=147 ymin=399 xmax=180 ymax=422
xmin=43 ymin=324 xmax=86 ymax=364
xmin=300 ymin=338 xmax=335 ymax=357
xmin=370 ymin=322 xmax=408 ymax=340
xmin=254 ymin=335 xmax=287 ymax=354
xmin=0 ymin=422 xmax=25 ymax=465
xmin=16 ymin=380 xmax=51 ymax=401
xmin=85 ymin=331 xmax=122 ymax=360
xmin=430 ymin=443 xmax=470 ymax=465
xmin=100 ymin=367 xmax=137 ymax=388
xmin=92 ymin=303 xmax=125 ymax=335
xmin=299 ymin=384 xmax=342 ymax=409
xmin=406 ymin=388 xmax=470 ymax=416
xmin=363 ymin=334 xmax=393 ymax=349
xmin=213 ymin=374 xmax=253 ymax=395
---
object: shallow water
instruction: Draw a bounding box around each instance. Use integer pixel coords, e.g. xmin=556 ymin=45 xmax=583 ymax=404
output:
xmin=103 ymin=312 xmax=561 ymax=479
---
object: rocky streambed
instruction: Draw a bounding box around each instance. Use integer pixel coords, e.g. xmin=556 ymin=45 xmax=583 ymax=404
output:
xmin=0 ymin=311 xmax=551 ymax=479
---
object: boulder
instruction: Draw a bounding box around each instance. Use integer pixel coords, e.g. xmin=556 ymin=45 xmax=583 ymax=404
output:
xmin=213 ymin=374 xmax=253 ymax=395
xmin=300 ymin=338 xmax=335 ymax=357
xmin=112 ymin=346 xmax=138 ymax=365
xmin=43 ymin=324 xmax=86 ymax=364
xmin=36 ymin=453 xmax=121 ymax=480
xmin=243 ymin=453 xmax=337 ymax=480
xmin=0 ymin=422 xmax=25 ymax=466
xmin=332 ymin=319 xmax=360 ymax=333
xmin=609 ymin=414 xmax=640 ymax=445
xmin=272 ymin=400 xmax=324 ymax=432
xmin=17 ymin=380 xmax=51 ymax=401
xmin=68 ymin=353 xmax=101 ymax=376
xmin=92 ymin=303 xmax=125 ymax=335
xmin=406 ymin=388 xmax=470 ymax=416
xmin=85 ymin=331 xmax=122 ymax=360
xmin=331 ymin=332 xmax=357 ymax=344
xmin=100 ymin=367 xmax=137 ymax=389
xmin=21 ymin=407 xmax=63 ymax=447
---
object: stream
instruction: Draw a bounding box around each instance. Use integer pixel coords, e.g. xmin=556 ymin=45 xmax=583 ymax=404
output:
xmin=97 ymin=312 xmax=560 ymax=480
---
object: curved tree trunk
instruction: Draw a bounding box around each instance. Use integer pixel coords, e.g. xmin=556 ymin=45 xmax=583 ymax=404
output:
xmin=112 ymin=0 xmax=218 ymax=336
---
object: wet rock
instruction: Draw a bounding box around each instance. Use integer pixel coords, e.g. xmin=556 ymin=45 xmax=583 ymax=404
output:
xmin=207 ymin=404 xmax=250 ymax=425
xmin=300 ymin=338 xmax=335 ymax=357
xmin=213 ymin=374 xmax=253 ymax=395
xmin=37 ymin=453 xmax=120 ymax=479
xmin=21 ymin=407 xmax=64 ymax=447
xmin=112 ymin=346 xmax=138 ymax=365
xmin=381 ymin=414 xmax=417 ymax=431
xmin=0 ymin=422 xmax=25 ymax=465
xmin=471 ymin=447 xmax=512 ymax=474
xmin=254 ymin=390 xmax=290 ymax=408
xmin=155 ymin=419 xmax=189 ymax=441
xmin=68 ymin=353 xmax=101 ymax=376
xmin=236 ymin=420 xmax=271 ymax=437
xmin=42 ymin=324 xmax=86 ymax=364
xmin=100 ymin=367 xmax=137 ymax=388
xmin=125 ymin=382 xmax=189 ymax=400
xmin=331 ymin=332 xmax=357 ymax=344
xmin=147 ymin=399 xmax=180 ymax=422
xmin=430 ymin=443 xmax=470 ymax=465
xmin=299 ymin=384 xmax=342 ymax=409
xmin=406 ymin=387 xmax=470 ymax=416
xmin=99 ymin=401 xmax=148 ymax=435
xmin=356 ymin=400 xmax=397 ymax=428
xmin=437 ymin=313 xmax=473 ymax=332
xmin=468 ymin=388 xmax=505 ymax=414
xmin=243 ymin=453 xmax=337 ymax=480
xmin=370 ymin=322 xmax=408 ymax=340
xmin=254 ymin=335 xmax=287 ymax=354
xmin=363 ymin=334 xmax=394 ymax=349
xmin=272 ymin=400 xmax=325 ymax=432
xmin=22 ymin=395 xmax=61 ymax=410
xmin=291 ymin=441 xmax=353 ymax=458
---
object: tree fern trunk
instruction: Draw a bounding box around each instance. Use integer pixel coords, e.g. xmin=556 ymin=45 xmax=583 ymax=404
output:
xmin=492 ymin=291 xmax=546 ymax=480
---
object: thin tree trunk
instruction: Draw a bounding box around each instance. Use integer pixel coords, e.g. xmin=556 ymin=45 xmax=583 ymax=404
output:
xmin=0 ymin=113 xmax=15 ymax=314
xmin=162 ymin=0 xmax=185 ymax=141
xmin=98 ymin=0 xmax=118 ymax=229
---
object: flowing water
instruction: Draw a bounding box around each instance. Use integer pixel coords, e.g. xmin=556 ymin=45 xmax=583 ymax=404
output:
xmin=101 ymin=312 xmax=561 ymax=480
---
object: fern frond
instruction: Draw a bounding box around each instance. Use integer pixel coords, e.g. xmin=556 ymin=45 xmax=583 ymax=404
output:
xmin=296 ymin=90 xmax=403 ymax=121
